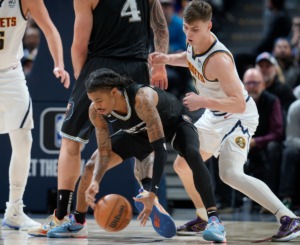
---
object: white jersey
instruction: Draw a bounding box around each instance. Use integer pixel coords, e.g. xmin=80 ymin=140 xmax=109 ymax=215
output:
xmin=0 ymin=0 xmax=27 ymax=70
xmin=186 ymin=33 xmax=248 ymax=109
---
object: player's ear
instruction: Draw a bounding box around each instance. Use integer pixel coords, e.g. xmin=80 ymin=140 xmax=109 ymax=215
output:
xmin=208 ymin=21 xmax=212 ymax=31
xmin=111 ymin=87 xmax=118 ymax=96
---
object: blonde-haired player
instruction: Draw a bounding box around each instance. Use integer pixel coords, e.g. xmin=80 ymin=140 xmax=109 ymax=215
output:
xmin=150 ymin=0 xmax=300 ymax=242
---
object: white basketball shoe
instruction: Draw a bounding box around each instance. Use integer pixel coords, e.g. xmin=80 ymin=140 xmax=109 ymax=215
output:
xmin=2 ymin=200 xmax=40 ymax=231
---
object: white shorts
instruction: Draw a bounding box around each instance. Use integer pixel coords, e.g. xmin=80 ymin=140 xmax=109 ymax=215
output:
xmin=195 ymin=96 xmax=259 ymax=159
xmin=0 ymin=63 xmax=33 ymax=134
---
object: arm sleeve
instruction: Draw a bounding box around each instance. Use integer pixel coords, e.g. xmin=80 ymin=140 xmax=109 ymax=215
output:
xmin=149 ymin=138 xmax=167 ymax=194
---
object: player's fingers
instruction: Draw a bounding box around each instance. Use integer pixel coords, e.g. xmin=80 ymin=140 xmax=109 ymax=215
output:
xmin=133 ymin=197 xmax=142 ymax=203
xmin=64 ymin=72 xmax=70 ymax=89
xmin=53 ymin=67 xmax=61 ymax=78
xmin=90 ymin=203 xmax=96 ymax=210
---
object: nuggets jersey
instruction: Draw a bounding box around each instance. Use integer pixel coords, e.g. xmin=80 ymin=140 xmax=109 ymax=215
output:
xmin=186 ymin=33 xmax=248 ymax=103
xmin=0 ymin=0 xmax=27 ymax=70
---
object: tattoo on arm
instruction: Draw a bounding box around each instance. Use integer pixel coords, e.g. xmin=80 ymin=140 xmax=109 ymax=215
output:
xmin=135 ymin=89 xmax=165 ymax=142
xmin=89 ymin=105 xmax=112 ymax=183
xmin=134 ymin=152 xmax=154 ymax=182
xmin=150 ymin=0 xmax=169 ymax=54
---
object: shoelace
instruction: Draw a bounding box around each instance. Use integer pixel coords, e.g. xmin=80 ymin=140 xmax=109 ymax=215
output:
xmin=59 ymin=216 xmax=72 ymax=228
xmin=207 ymin=221 xmax=220 ymax=228
xmin=43 ymin=215 xmax=56 ymax=229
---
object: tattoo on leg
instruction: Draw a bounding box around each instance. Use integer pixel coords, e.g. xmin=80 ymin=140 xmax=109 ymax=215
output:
xmin=134 ymin=152 xmax=154 ymax=182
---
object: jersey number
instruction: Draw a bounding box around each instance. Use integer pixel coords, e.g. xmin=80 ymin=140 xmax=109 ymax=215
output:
xmin=0 ymin=31 xmax=4 ymax=50
xmin=121 ymin=0 xmax=141 ymax=22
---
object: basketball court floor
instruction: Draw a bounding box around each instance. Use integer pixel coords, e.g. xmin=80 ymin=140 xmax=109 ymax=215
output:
xmin=1 ymin=209 xmax=299 ymax=245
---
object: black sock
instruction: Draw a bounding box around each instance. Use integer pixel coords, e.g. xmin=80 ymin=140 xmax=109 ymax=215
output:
xmin=74 ymin=210 xmax=86 ymax=224
xmin=207 ymin=210 xmax=219 ymax=219
xmin=56 ymin=190 xmax=73 ymax=220
xmin=141 ymin=178 xmax=152 ymax=192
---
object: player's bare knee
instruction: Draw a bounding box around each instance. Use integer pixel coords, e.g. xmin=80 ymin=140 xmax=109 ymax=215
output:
xmin=173 ymin=157 xmax=189 ymax=174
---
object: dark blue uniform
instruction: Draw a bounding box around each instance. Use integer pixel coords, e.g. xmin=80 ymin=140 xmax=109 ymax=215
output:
xmin=108 ymin=84 xmax=196 ymax=161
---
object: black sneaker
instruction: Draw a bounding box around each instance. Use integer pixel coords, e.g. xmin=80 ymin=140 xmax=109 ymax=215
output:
xmin=176 ymin=216 xmax=207 ymax=236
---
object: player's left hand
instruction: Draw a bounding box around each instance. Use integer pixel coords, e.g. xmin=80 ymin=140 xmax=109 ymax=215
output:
xmin=151 ymin=65 xmax=168 ymax=90
xmin=53 ymin=66 xmax=70 ymax=89
xmin=133 ymin=192 xmax=156 ymax=226
xmin=183 ymin=92 xmax=203 ymax=111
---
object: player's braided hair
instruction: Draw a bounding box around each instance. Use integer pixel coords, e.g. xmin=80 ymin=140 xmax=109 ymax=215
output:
xmin=85 ymin=68 xmax=135 ymax=93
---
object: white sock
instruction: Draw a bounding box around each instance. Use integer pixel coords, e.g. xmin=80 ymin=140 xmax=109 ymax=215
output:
xmin=196 ymin=208 xmax=208 ymax=221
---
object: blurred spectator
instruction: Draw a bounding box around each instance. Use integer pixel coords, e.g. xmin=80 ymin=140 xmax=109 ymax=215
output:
xmin=278 ymin=99 xmax=300 ymax=212
xmin=21 ymin=53 xmax=35 ymax=78
xmin=255 ymin=52 xmax=296 ymax=115
xmin=23 ymin=27 xmax=40 ymax=61
xmin=254 ymin=0 xmax=291 ymax=54
xmin=235 ymin=0 xmax=291 ymax=78
xmin=160 ymin=0 xmax=194 ymax=100
xmin=290 ymin=16 xmax=300 ymax=59
xmin=161 ymin=0 xmax=186 ymax=53
xmin=273 ymin=37 xmax=300 ymax=89
xmin=243 ymin=68 xmax=284 ymax=197
xmin=21 ymin=27 xmax=40 ymax=78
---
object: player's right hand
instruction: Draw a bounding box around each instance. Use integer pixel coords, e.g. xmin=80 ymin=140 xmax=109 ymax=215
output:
xmin=85 ymin=180 xmax=99 ymax=209
xmin=53 ymin=66 xmax=70 ymax=89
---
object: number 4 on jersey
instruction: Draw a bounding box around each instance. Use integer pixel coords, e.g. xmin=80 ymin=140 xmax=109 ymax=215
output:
xmin=121 ymin=0 xmax=141 ymax=22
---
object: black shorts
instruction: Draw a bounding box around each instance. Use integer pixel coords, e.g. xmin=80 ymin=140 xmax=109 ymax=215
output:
xmin=61 ymin=57 xmax=149 ymax=143
xmin=111 ymin=116 xmax=198 ymax=161
xmin=111 ymin=131 xmax=153 ymax=162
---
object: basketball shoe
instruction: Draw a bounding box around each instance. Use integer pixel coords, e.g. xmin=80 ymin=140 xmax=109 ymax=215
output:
xmin=176 ymin=215 xmax=207 ymax=235
xmin=202 ymin=216 xmax=226 ymax=243
xmin=28 ymin=210 xmax=66 ymax=237
xmin=47 ymin=214 xmax=88 ymax=238
xmin=2 ymin=200 xmax=40 ymax=231
xmin=272 ymin=216 xmax=300 ymax=242
xmin=134 ymin=189 xmax=176 ymax=238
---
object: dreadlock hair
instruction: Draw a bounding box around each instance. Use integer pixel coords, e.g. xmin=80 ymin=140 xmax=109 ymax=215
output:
xmin=183 ymin=0 xmax=212 ymax=24
xmin=85 ymin=68 xmax=135 ymax=93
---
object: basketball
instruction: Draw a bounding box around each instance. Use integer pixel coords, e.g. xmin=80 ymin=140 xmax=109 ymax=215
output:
xmin=94 ymin=194 xmax=132 ymax=232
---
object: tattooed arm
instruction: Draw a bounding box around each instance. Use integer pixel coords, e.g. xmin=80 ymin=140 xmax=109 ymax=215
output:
xmin=85 ymin=103 xmax=112 ymax=207
xmin=133 ymin=87 xmax=168 ymax=226
xmin=148 ymin=0 xmax=169 ymax=89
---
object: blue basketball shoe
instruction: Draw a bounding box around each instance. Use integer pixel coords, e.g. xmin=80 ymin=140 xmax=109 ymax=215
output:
xmin=47 ymin=214 xmax=88 ymax=238
xmin=134 ymin=189 xmax=176 ymax=238
xmin=202 ymin=216 xmax=226 ymax=243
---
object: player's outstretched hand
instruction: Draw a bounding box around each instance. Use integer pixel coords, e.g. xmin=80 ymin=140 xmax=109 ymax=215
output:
xmin=85 ymin=180 xmax=99 ymax=210
xmin=148 ymin=52 xmax=169 ymax=67
xmin=53 ymin=66 xmax=70 ymax=89
xmin=133 ymin=192 xmax=156 ymax=226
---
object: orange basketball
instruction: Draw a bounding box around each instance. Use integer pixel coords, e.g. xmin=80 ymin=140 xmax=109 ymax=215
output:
xmin=94 ymin=194 xmax=132 ymax=232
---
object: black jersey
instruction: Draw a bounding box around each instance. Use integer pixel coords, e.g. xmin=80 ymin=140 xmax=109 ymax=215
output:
xmin=88 ymin=0 xmax=150 ymax=61
xmin=104 ymin=84 xmax=188 ymax=141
